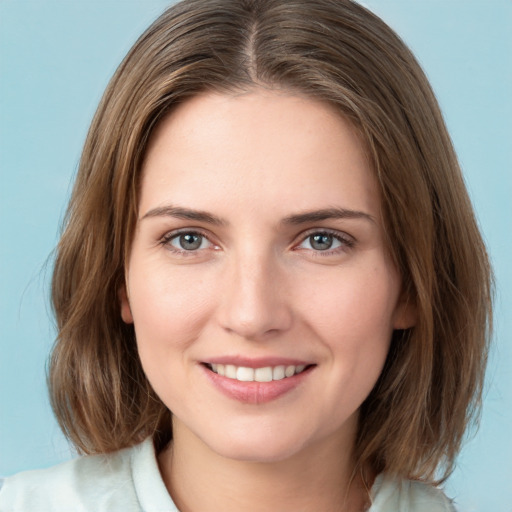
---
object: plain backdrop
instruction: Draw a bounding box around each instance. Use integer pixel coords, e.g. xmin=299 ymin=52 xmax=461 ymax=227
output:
xmin=1 ymin=1 xmax=510 ymax=511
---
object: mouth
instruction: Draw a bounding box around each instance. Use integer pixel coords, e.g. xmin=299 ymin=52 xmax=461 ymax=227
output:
xmin=203 ymin=363 xmax=314 ymax=383
xmin=201 ymin=359 xmax=316 ymax=403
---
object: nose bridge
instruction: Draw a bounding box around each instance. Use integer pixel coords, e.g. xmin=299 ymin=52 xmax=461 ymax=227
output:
xmin=218 ymin=245 xmax=292 ymax=339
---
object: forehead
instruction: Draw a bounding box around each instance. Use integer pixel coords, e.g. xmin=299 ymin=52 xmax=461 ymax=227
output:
xmin=139 ymin=89 xmax=379 ymax=221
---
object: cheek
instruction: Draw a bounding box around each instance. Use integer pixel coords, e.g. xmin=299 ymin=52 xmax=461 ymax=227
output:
xmin=128 ymin=261 xmax=216 ymax=360
xmin=302 ymin=265 xmax=399 ymax=340
xmin=298 ymin=263 xmax=399 ymax=394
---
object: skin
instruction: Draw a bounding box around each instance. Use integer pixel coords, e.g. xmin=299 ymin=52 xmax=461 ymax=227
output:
xmin=121 ymin=89 xmax=415 ymax=512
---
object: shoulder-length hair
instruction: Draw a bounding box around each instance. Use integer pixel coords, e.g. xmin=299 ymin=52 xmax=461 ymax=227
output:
xmin=49 ymin=0 xmax=492 ymax=483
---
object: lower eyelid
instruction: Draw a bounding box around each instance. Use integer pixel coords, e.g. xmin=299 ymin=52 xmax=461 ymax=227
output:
xmin=159 ymin=229 xmax=354 ymax=256
xmin=295 ymin=231 xmax=354 ymax=250
xmin=161 ymin=230 xmax=213 ymax=250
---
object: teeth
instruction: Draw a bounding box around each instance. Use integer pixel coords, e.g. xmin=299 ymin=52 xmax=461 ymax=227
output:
xmin=236 ymin=367 xmax=254 ymax=381
xmin=272 ymin=365 xmax=285 ymax=381
xmin=209 ymin=364 xmax=308 ymax=382
xmin=225 ymin=365 xmax=237 ymax=379
xmin=254 ymin=367 xmax=273 ymax=382
xmin=285 ymin=365 xmax=295 ymax=378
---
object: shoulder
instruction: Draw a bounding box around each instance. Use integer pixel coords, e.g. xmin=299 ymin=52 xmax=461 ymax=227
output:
xmin=369 ymin=474 xmax=457 ymax=512
xmin=0 ymin=438 xmax=170 ymax=512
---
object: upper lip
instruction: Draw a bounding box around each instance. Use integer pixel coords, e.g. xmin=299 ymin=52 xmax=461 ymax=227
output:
xmin=202 ymin=356 xmax=315 ymax=368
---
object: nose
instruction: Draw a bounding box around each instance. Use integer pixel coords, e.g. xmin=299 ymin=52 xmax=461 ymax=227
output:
xmin=217 ymin=250 xmax=293 ymax=340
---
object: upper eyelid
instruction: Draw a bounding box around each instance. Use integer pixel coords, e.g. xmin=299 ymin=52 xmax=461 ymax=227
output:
xmin=160 ymin=228 xmax=218 ymax=253
xmin=294 ymin=227 xmax=354 ymax=243
xmin=159 ymin=227 xmax=354 ymax=251
xmin=161 ymin=227 xmax=214 ymax=241
xmin=291 ymin=229 xmax=356 ymax=254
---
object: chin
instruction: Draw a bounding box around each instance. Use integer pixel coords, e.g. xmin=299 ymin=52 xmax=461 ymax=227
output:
xmin=199 ymin=425 xmax=314 ymax=464
xmin=216 ymin=442 xmax=304 ymax=464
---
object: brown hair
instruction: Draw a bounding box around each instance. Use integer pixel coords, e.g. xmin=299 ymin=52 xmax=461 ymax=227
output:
xmin=49 ymin=0 xmax=492 ymax=483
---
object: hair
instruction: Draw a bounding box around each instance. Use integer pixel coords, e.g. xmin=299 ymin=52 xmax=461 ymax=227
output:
xmin=49 ymin=0 xmax=492 ymax=484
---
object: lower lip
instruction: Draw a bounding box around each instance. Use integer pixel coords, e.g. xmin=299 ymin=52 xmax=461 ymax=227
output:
xmin=201 ymin=365 xmax=313 ymax=404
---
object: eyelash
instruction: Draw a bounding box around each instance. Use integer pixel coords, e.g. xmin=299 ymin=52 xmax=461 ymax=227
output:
xmin=160 ymin=228 xmax=216 ymax=256
xmin=159 ymin=228 xmax=355 ymax=257
xmin=293 ymin=229 xmax=355 ymax=257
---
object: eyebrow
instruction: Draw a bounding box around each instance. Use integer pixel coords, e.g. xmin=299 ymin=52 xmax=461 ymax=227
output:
xmin=141 ymin=205 xmax=227 ymax=226
xmin=281 ymin=207 xmax=375 ymax=225
xmin=140 ymin=205 xmax=375 ymax=226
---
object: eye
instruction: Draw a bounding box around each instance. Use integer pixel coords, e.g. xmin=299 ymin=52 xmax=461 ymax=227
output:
xmin=172 ymin=233 xmax=206 ymax=251
xmin=296 ymin=230 xmax=354 ymax=253
xmin=162 ymin=230 xmax=215 ymax=253
xmin=306 ymin=233 xmax=340 ymax=251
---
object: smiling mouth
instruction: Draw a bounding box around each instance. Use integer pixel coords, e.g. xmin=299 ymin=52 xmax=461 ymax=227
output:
xmin=204 ymin=363 xmax=313 ymax=383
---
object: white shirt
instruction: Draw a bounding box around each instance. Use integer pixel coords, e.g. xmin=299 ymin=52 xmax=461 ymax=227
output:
xmin=0 ymin=438 xmax=455 ymax=511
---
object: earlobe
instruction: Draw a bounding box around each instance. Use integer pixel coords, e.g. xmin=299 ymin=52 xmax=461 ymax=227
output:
xmin=119 ymin=285 xmax=134 ymax=324
xmin=393 ymin=297 xmax=417 ymax=330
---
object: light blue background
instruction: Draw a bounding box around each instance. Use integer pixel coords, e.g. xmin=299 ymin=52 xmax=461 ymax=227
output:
xmin=1 ymin=1 xmax=510 ymax=510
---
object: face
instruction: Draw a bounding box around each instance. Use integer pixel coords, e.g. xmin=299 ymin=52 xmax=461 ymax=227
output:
xmin=121 ymin=90 xmax=413 ymax=463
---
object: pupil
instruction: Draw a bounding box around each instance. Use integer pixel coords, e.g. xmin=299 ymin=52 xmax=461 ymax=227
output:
xmin=180 ymin=233 xmax=202 ymax=250
xmin=311 ymin=234 xmax=333 ymax=250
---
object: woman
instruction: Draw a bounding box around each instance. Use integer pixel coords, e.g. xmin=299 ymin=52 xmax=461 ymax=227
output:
xmin=0 ymin=1 xmax=492 ymax=510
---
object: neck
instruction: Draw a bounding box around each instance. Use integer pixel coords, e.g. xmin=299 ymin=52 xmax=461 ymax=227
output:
xmin=158 ymin=418 xmax=370 ymax=512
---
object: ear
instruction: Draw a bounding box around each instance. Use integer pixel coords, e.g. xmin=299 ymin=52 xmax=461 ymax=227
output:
xmin=392 ymin=295 xmax=417 ymax=330
xmin=119 ymin=285 xmax=134 ymax=324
